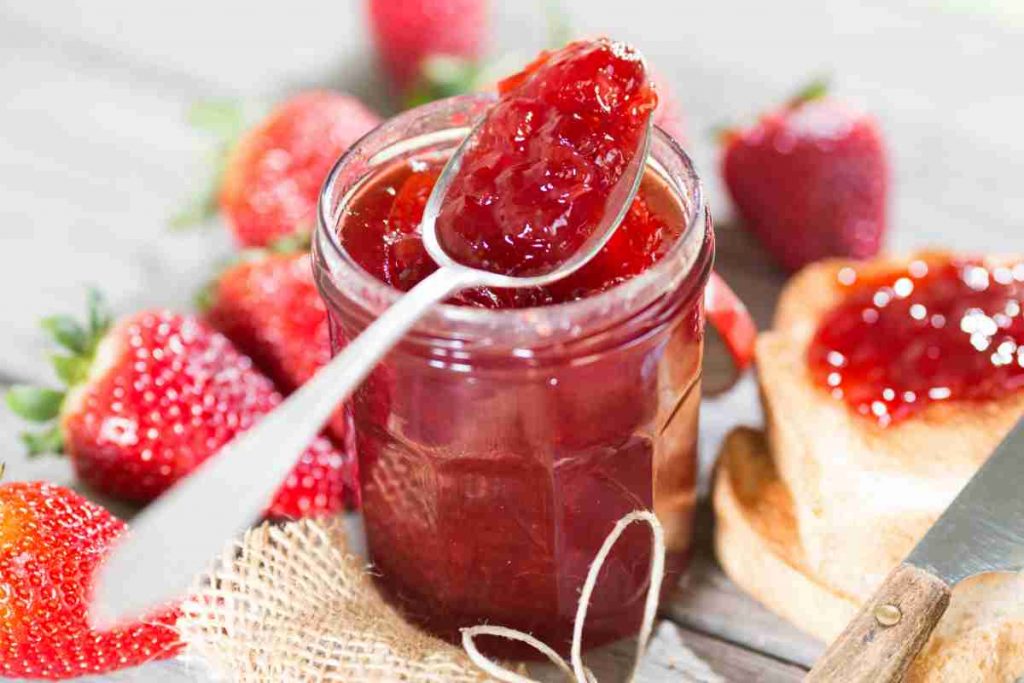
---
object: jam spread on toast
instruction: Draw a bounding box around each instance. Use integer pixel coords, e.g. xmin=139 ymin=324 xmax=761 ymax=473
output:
xmin=808 ymin=257 xmax=1024 ymax=425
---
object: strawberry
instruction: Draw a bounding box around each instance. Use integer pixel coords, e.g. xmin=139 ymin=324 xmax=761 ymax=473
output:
xmin=179 ymin=91 xmax=380 ymax=249
xmin=5 ymin=292 xmax=348 ymax=519
xmin=204 ymin=251 xmax=330 ymax=394
xmin=0 ymin=475 xmax=181 ymax=679
xmin=202 ymin=250 xmax=353 ymax=456
xmin=720 ymin=81 xmax=888 ymax=271
xmin=263 ymin=437 xmax=349 ymax=519
xmin=368 ymin=0 xmax=489 ymax=92
xmin=222 ymin=91 xmax=380 ymax=248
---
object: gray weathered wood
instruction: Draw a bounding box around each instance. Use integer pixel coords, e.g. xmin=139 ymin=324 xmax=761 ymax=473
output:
xmin=665 ymin=505 xmax=827 ymax=670
xmin=681 ymin=629 xmax=807 ymax=683
xmin=527 ymin=622 xmax=805 ymax=683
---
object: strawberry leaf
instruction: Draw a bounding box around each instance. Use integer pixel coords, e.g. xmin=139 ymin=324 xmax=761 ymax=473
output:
xmin=52 ymin=354 xmax=89 ymax=385
xmin=6 ymin=386 xmax=65 ymax=423
xmin=268 ymin=231 xmax=311 ymax=255
xmin=788 ymin=77 xmax=830 ymax=107
xmin=194 ymin=279 xmax=217 ymax=313
xmin=41 ymin=316 xmax=88 ymax=354
xmin=187 ymin=100 xmax=247 ymax=138
xmin=172 ymin=100 xmax=248 ymax=229
xmin=86 ymin=288 xmax=112 ymax=341
xmin=21 ymin=426 xmax=64 ymax=456
xmin=404 ymin=56 xmax=482 ymax=109
xmin=40 ymin=290 xmax=110 ymax=385
xmin=170 ymin=183 xmax=221 ymax=229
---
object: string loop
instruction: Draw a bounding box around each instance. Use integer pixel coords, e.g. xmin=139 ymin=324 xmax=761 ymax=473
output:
xmin=461 ymin=510 xmax=665 ymax=683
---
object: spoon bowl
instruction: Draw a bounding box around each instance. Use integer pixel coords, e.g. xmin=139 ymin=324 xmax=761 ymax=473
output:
xmin=420 ymin=113 xmax=654 ymax=289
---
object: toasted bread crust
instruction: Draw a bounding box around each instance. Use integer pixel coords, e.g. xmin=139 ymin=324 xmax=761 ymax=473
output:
xmin=712 ymin=427 xmax=857 ymax=643
xmin=757 ymin=253 xmax=1024 ymax=597
xmin=713 ymin=427 xmax=1024 ymax=682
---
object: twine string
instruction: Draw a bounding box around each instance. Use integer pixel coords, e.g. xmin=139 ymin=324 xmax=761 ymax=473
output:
xmin=461 ymin=510 xmax=666 ymax=683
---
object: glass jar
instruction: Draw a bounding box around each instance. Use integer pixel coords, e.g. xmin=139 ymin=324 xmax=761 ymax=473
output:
xmin=312 ymin=94 xmax=714 ymax=655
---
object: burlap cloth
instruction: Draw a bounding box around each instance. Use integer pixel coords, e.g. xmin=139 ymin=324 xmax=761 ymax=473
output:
xmin=178 ymin=518 xmax=494 ymax=681
xmin=177 ymin=517 xmax=720 ymax=682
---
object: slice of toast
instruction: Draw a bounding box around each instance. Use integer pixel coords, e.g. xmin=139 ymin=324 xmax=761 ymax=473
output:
xmin=713 ymin=427 xmax=1024 ymax=683
xmin=757 ymin=253 xmax=1024 ymax=598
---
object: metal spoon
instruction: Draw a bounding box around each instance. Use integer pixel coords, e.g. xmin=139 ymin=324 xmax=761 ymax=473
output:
xmin=90 ymin=111 xmax=654 ymax=627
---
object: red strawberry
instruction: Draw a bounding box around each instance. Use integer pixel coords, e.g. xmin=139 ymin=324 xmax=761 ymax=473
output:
xmin=720 ymin=82 xmax=888 ymax=271
xmin=202 ymin=250 xmax=353 ymax=455
xmin=212 ymin=90 xmax=379 ymax=248
xmin=263 ymin=437 xmax=349 ymax=519
xmin=204 ymin=252 xmax=330 ymax=394
xmin=5 ymin=292 xmax=348 ymax=519
xmin=0 ymin=476 xmax=181 ymax=679
xmin=368 ymin=0 xmax=489 ymax=92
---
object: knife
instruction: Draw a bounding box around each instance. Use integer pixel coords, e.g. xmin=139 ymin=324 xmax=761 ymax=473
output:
xmin=807 ymin=416 xmax=1024 ymax=682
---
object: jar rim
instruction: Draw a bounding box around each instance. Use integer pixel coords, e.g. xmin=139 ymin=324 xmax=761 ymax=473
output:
xmin=314 ymin=94 xmax=712 ymax=350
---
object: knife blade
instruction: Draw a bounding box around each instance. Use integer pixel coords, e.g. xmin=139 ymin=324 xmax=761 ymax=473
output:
xmin=906 ymin=416 xmax=1024 ymax=583
xmin=807 ymin=415 xmax=1024 ymax=682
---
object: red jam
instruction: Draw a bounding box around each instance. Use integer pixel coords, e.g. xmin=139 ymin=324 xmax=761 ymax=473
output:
xmin=335 ymin=158 xmax=698 ymax=655
xmin=808 ymin=257 xmax=1024 ymax=425
xmin=434 ymin=39 xmax=658 ymax=278
xmin=333 ymin=169 xmax=703 ymax=655
xmin=341 ymin=157 xmax=678 ymax=308
xmin=325 ymin=38 xmax=707 ymax=659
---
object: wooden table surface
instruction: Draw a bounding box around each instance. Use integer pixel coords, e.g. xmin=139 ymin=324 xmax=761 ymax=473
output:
xmin=2 ymin=1 xmax=1023 ymax=680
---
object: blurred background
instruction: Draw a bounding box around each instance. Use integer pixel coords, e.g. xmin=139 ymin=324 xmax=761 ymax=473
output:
xmin=1 ymin=0 xmax=1023 ymax=383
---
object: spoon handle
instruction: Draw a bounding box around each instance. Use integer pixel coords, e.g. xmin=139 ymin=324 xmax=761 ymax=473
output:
xmin=91 ymin=266 xmax=472 ymax=626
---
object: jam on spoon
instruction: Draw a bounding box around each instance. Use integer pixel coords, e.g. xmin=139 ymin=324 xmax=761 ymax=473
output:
xmin=342 ymin=38 xmax=671 ymax=309
xmin=808 ymin=257 xmax=1024 ymax=425
xmin=435 ymin=39 xmax=658 ymax=278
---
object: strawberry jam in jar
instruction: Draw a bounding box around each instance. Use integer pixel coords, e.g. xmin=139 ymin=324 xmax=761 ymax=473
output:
xmin=313 ymin=94 xmax=713 ymax=655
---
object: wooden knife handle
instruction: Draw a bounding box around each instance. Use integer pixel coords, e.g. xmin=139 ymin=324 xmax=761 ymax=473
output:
xmin=806 ymin=563 xmax=951 ymax=683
